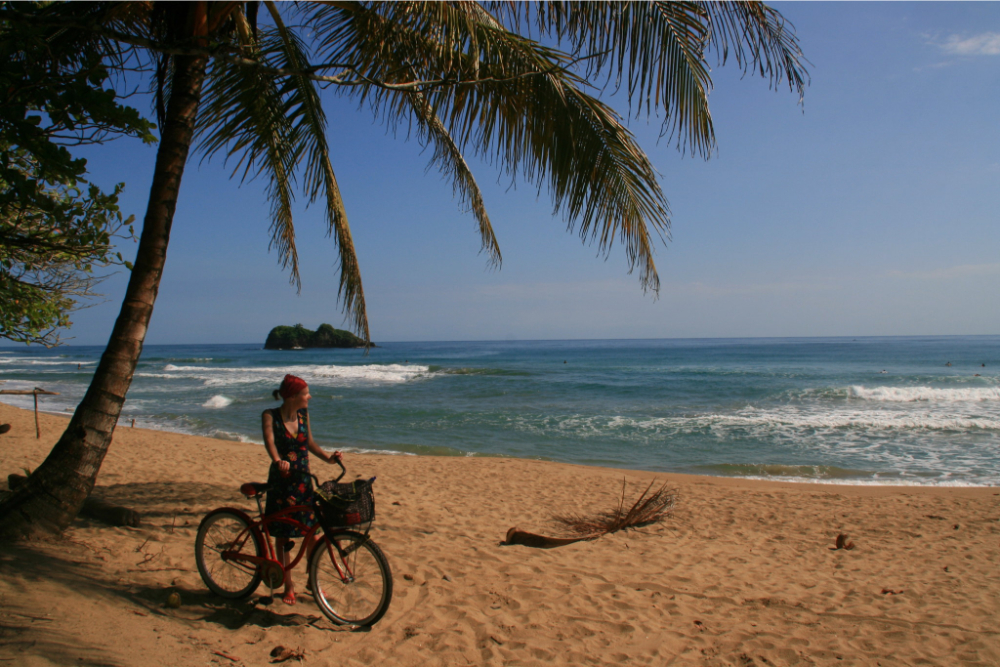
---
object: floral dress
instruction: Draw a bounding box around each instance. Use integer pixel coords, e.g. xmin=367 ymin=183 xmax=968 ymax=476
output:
xmin=265 ymin=407 xmax=317 ymax=537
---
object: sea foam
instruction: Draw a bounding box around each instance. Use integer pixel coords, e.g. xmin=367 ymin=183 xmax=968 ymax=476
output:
xmin=202 ymin=395 xmax=233 ymax=409
xmin=530 ymin=410 xmax=1000 ymax=438
xmin=160 ymin=363 xmax=430 ymax=387
xmin=849 ymin=385 xmax=1000 ymax=402
xmin=0 ymin=357 xmax=94 ymax=366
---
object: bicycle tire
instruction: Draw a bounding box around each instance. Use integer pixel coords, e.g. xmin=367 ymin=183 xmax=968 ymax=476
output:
xmin=195 ymin=508 xmax=264 ymax=599
xmin=307 ymin=531 xmax=393 ymax=626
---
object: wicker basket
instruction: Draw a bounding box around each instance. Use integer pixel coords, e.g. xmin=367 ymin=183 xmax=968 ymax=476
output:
xmin=314 ymin=478 xmax=375 ymax=530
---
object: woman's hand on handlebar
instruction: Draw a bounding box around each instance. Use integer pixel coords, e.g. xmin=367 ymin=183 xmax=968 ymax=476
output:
xmin=327 ymin=450 xmax=343 ymax=465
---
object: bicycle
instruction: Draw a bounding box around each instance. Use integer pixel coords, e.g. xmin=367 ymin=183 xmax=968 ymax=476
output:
xmin=194 ymin=460 xmax=393 ymax=627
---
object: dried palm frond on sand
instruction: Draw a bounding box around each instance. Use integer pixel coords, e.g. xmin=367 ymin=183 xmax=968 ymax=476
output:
xmin=554 ymin=478 xmax=676 ymax=537
xmin=503 ymin=478 xmax=675 ymax=548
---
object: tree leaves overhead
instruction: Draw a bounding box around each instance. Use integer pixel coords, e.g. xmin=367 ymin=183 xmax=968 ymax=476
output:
xmin=303 ymin=1 xmax=672 ymax=291
xmin=0 ymin=4 xmax=153 ymax=345
xmin=490 ymin=1 xmax=807 ymax=155
xmin=193 ymin=3 xmax=370 ymax=341
xmin=407 ymin=89 xmax=502 ymax=269
xmin=295 ymin=0 xmax=805 ymax=295
xmin=1 ymin=0 xmax=808 ymax=340
xmin=196 ymin=25 xmax=301 ymax=292
xmin=262 ymin=1 xmax=368 ymax=342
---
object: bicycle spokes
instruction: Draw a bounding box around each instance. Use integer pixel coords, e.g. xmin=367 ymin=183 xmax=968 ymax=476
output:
xmin=195 ymin=510 xmax=265 ymax=599
xmin=308 ymin=532 xmax=392 ymax=626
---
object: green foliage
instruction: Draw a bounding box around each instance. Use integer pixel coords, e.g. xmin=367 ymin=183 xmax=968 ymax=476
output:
xmin=0 ymin=148 xmax=133 ymax=346
xmin=0 ymin=3 xmax=156 ymax=346
xmin=264 ymin=323 xmax=369 ymax=350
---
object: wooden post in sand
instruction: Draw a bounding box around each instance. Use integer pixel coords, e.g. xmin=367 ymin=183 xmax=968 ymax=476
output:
xmin=0 ymin=388 xmax=61 ymax=438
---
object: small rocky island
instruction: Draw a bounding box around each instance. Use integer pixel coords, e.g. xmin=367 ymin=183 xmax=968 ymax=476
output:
xmin=264 ymin=324 xmax=372 ymax=350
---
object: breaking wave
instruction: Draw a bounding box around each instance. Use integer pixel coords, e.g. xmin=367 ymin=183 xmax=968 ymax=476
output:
xmin=156 ymin=363 xmax=431 ymax=387
xmin=847 ymin=385 xmax=1000 ymax=402
xmin=202 ymin=395 xmax=233 ymax=409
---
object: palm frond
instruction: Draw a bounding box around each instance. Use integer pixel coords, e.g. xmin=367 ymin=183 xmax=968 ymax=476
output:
xmin=554 ymin=478 xmax=676 ymax=537
xmin=305 ymin=1 xmax=669 ymax=292
xmin=192 ymin=4 xmax=371 ymax=340
xmin=702 ymin=1 xmax=809 ymax=101
xmin=488 ymin=1 xmax=807 ymax=155
xmin=194 ymin=18 xmax=302 ymax=289
xmin=263 ymin=1 xmax=369 ymax=342
xmin=406 ymin=90 xmax=501 ymax=269
xmin=489 ymin=1 xmax=714 ymax=155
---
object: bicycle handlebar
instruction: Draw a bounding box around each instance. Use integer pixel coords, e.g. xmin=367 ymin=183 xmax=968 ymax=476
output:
xmin=312 ymin=458 xmax=378 ymax=489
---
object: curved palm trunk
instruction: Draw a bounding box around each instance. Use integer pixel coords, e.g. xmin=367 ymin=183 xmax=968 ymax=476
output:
xmin=0 ymin=52 xmax=208 ymax=538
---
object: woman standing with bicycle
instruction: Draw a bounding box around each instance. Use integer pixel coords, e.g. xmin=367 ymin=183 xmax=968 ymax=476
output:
xmin=263 ymin=374 xmax=342 ymax=605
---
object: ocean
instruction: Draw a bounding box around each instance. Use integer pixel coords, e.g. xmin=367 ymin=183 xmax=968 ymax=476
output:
xmin=1 ymin=336 xmax=998 ymax=486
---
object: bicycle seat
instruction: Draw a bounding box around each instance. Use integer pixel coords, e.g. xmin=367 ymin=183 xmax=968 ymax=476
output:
xmin=240 ymin=482 xmax=271 ymax=497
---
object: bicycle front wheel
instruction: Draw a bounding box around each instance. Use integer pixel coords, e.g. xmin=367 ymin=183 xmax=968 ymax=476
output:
xmin=308 ymin=531 xmax=393 ymax=626
xmin=195 ymin=509 xmax=264 ymax=599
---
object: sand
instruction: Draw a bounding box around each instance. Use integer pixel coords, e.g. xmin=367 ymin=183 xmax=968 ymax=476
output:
xmin=0 ymin=401 xmax=998 ymax=666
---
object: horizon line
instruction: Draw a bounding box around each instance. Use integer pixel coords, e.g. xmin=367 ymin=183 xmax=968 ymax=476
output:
xmin=3 ymin=332 xmax=999 ymax=349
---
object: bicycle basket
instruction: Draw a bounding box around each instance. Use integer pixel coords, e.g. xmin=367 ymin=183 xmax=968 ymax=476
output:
xmin=314 ymin=478 xmax=375 ymax=530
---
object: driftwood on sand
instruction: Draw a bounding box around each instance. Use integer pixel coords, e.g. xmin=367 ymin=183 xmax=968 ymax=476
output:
xmin=79 ymin=497 xmax=142 ymax=527
xmin=503 ymin=478 xmax=675 ymax=549
xmin=502 ymin=527 xmax=599 ymax=549
xmin=7 ymin=473 xmax=141 ymax=527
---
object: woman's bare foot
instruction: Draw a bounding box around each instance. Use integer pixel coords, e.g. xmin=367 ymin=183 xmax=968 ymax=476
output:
xmin=282 ymin=590 xmax=296 ymax=605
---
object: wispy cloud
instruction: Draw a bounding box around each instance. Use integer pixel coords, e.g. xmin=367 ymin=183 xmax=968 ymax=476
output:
xmin=937 ymin=32 xmax=1000 ymax=56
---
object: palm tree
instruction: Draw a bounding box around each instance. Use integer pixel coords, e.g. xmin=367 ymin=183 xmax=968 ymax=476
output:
xmin=0 ymin=1 xmax=806 ymax=537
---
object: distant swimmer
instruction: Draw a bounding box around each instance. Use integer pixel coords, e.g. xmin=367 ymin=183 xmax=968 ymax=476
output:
xmin=945 ymin=362 xmax=952 ymax=367
xmin=879 ymin=370 xmax=887 ymax=374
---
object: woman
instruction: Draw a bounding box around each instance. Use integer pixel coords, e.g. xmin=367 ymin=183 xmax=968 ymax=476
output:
xmin=262 ymin=373 xmax=342 ymax=605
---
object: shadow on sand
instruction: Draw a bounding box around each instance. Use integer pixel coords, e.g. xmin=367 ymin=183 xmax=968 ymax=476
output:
xmin=0 ymin=489 xmax=357 ymax=665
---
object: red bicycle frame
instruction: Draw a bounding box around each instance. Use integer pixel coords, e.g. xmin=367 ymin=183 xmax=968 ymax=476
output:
xmin=221 ymin=499 xmax=355 ymax=583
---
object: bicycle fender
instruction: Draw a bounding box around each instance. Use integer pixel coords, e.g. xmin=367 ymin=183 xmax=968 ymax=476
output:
xmin=198 ymin=507 xmax=265 ymax=545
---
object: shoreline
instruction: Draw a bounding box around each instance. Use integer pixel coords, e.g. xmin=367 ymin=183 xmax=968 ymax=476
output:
xmin=1 ymin=402 xmax=998 ymax=664
xmin=3 ymin=335 xmax=999 ymax=490
xmin=3 ymin=398 xmax=996 ymax=489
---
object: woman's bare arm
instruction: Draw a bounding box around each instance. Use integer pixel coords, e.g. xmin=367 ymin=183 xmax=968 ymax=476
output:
xmin=262 ymin=410 xmax=290 ymax=473
xmin=304 ymin=411 xmax=341 ymax=464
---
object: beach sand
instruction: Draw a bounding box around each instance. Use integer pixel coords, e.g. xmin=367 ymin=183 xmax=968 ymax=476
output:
xmin=1 ymin=402 xmax=998 ymax=666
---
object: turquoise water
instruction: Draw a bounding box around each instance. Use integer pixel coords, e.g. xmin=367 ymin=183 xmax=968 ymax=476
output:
xmin=2 ymin=336 xmax=998 ymax=486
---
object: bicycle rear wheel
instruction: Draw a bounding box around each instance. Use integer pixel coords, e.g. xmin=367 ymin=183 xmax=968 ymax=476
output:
xmin=195 ymin=509 xmax=264 ymax=599
xmin=308 ymin=531 xmax=392 ymax=626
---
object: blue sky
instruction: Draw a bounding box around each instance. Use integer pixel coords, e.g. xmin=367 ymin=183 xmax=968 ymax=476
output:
xmin=55 ymin=2 xmax=1000 ymax=345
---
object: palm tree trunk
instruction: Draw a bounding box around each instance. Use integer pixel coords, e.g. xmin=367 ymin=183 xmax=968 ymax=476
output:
xmin=0 ymin=52 xmax=208 ymax=538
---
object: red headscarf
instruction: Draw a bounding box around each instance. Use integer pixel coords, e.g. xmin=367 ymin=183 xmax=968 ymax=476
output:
xmin=279 ymin=374 xmax=308 ymax=399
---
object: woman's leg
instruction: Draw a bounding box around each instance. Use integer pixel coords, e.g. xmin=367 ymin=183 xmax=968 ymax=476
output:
xmin=276 ymin=537 xmax=295 ymax=604
xmin=303 ymin=532 xmax=321 ymax=596
xmin=304 ymin=532 xmax=318 ymax=557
